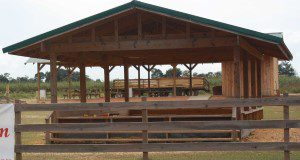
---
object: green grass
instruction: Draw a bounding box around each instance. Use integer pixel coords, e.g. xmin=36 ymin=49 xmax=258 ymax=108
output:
xmin=21 ymin=152 xmax=300 ymax=160
xmin=19 ymin=105 xmax=300 ymax=160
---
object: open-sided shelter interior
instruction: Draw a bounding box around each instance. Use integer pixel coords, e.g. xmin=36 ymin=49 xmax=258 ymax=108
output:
xmin=2 ymin=0 xmax=293 ymax=107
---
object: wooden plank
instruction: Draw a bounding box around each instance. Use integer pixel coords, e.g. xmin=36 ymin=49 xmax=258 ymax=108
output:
xmin=124 ymin=65 xmax=129 ymax=102
xmin=15 ymin=120 xmax=300 ymax=132
xmin=37 ymin=63 xmax=41 ymax=102
xmin=49 ymin=137 xmax=233 ymax=143
xmin=49 ymin=129 xmax=237 ymax=134
xmin=104 ymin=65 xmax=110 ymax=102
xmin=239 ymin=38 xmax=263 ymax=60
xmin=114 ymin=19 xmax=118 ymax=42
xmin=142 ymin=108 xmax=148 ymax=160
xmin=257 ymin=59 xmax=262 ymax=98
xmin=284 ymin=93 xmax=290 ymax=160
xmin=49 ymin=37 xmax=237 ymax=53
xmin=79 ymin=64 xmax=87 ymax=103
xmin=14 ymin=97 xmax=300 ymax=112
xmin=138 ymin=13 xmax=142 ymax=40
xmin=15 ymin=142 xmax=300 ymax=153
xmin=15 ymin=111 xmax=22 ymax=160
xmin=50 ymin=52 xmax=57 ymax=103
xmin=172 ymin=64 xmax=177 ymax=96
xmin=162 ymin=17 xmax=166 ymax=38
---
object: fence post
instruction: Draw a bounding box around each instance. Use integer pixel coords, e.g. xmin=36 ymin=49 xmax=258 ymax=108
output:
xmin=142 ymin=96 xmax=149 ymax=160
xmin=283 ymin=93 xmax=290 ymax=160
xmin=15 ymin=110 xmax=22 ymax=160
xmin=45 ymin=117 xmax=50 ymax=144
xmin=231 ymin=107 xmax=238 ymax=141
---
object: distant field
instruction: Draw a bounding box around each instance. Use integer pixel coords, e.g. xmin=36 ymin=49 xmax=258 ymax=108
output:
xmin=20 ymin=105 xmax=300 ymax=160
xmin=1 ymin=75 xmax=299 ymax=100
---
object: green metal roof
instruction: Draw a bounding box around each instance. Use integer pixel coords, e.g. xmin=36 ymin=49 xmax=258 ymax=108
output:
xmin=2 ymin=0 xmax=289 ymax=56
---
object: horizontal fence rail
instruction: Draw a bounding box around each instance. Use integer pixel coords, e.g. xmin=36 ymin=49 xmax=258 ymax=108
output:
xmin=15 ymin=142 xmax=300 ymax=153
xmin=15 ymin=97 xmax=300 ymax=112
xmin=14 ymin=96 xmax=300 ymax=160
xmin=15 ymin=120 xmax=300 ymax=132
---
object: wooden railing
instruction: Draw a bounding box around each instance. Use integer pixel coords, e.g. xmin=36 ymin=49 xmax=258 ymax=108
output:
xmin=14 ymin=96 xmax=300 ymax=160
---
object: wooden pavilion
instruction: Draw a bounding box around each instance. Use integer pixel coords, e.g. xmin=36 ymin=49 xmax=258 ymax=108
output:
xmin=2 ymin=1 xmax=293 ymax=119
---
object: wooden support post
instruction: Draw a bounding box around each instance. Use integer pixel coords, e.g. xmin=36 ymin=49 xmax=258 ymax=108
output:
xmin=172 ymin=64 xmax=177 ymax=96
xmin=50 ymin=52 xmax=57 ymax=103
xmin=124 ymin=65 xmax=130 ymax=102
xmin=104 ymin=65 xmax=110 ymax=102
xmin=37 ymin=63 xmax=41 ymax=102
xmin=80 ymin=64 xmax=86 ymax=103
xmin=134 ymin=65 xmax=142 ymax=97
xmin=137 ymin=66 xmax=141 ymax=97
xmin=233 ymin=46 xmax=241 ymax=118
xmin=251 ymin=60 xmax=257 ymax=110
xmin=147 ymin=65 xmax=151 ymax=96
xmin=142 ymin=97 xmax=148 ymax=160
xmin=15 ymin=111 xmax=22 ymax=160
xmin=67 ymin=67 xmax=72 ymax=99
xmin=283 ymin=93 xmax=290 ymax=160
xmin=243 ymin=52 xmax=249 ymax=113
xmin=45 ymin=117 xmax=50 ymax=144
xmin=189 ymin=64 xmax=193 ymax=96
xmin=232 ymin=45 xmax=241 ymax=141
xmin=257 ymin=59 xmax=262 ymax=98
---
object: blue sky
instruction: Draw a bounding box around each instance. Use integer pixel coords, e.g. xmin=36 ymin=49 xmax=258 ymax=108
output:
xmin=0 ymin=0 xmax=299 ymax=80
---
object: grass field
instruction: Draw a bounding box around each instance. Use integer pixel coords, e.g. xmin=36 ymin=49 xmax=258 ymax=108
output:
xmin=20 ymin=106 xmax=300 ymax=160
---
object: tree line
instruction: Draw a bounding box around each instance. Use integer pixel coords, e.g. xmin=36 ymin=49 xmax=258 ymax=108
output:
xmin=0 ymin=69 xmax=91 ymax=83
xmin=0 ymin=62 xmax=297 ymax=83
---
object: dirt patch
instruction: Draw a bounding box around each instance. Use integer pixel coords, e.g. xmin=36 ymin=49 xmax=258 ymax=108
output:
xmin=243 ymin=129 xmax=300 ymax=142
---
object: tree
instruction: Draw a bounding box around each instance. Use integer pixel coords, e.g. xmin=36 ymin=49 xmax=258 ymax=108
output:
xmin=182 ymin=70 xmax=190 ymax=77
xmin=151 ymin=68 xmax=164 ymax=78
xmin=0 ymin=73 xmax=10 ymax=83
xmin=279 ymin=61 xmax=296 ymax=76
xmin=34 ymin=72 xmax=46 ymax=81
xmin=164 ymin=68 xmax=182 ymax=78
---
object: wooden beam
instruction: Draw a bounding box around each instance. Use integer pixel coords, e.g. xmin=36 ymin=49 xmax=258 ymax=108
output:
xmin=250 ymin=60 xmax=256 ymax=98
xmin=104 ymin=65 xmax=110 ymax=102
xmin=50 ymin=52 xmax=57 ymax=103
xmin=15 ymin=111 xmax=22 ymax=160
xmin=109 ymin=66 xmax=115 ymax=73
xmin=243 ymin=53 xmax=249 ymax=98
xmin=257 ymin=59 xmax=262 ymax=98
xmin=138 ymin=13 xmax=142 ymax=40
xmin=124 ymin=65 xmax=130 ymax=102
xmin=186 ymin=22 xmax=190 ymax=39
xmin=172 ymin=64 xmax=177 ymax=96
xmin=91 ymin=28 xmax=96 ymax=42
xmin=79 ymin=64 xmax=86 ymax=103
xmin=240 ymin=38 xmax=263 ymax=60
xmin=15 ymin=142 xmax=300 ymax=153
xmin=284 ymin=93 xmax=290 ymax=160
xmin=233 ymin=45 xmax=241 ymax=121
xmin=14 ymin=97 xmax=300 ymax=112
xmin=162 ymin=17 xmax=166 ymax=38
xmin=114 ymin=19 xmax=118 ymax=42
xmin=67 ymin=67 xmax=72 ymax=99
xmin=50 ymin=37 xmax=237 ymax=53
xmin=134 ymin=65 xmax=141 ymax=97
xmin=15 ymin=120 xmax=300 ymax=133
